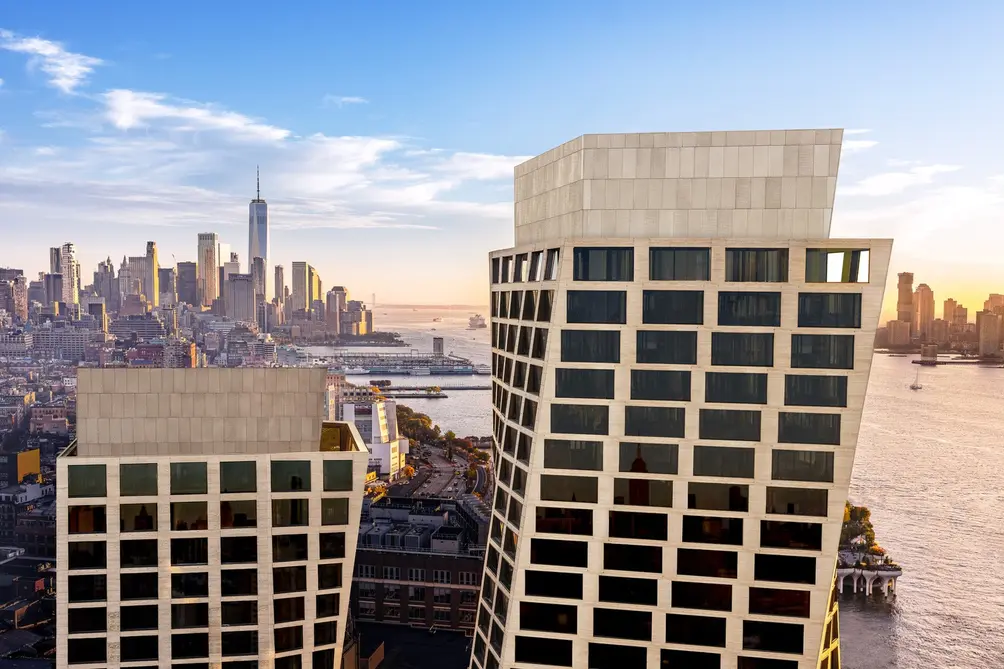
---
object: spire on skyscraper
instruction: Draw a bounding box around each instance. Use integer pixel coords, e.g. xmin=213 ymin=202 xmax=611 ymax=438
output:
xmin=256 ymin=165 xmax=260 ymax=200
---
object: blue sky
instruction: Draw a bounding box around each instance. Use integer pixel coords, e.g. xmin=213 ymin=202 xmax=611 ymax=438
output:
xmin=1 ymin=1 xmax=1003 ymax=311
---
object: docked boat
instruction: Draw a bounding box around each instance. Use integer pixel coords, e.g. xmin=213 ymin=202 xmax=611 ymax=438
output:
xmin=468 ymin=314 xmax=487 ymax=330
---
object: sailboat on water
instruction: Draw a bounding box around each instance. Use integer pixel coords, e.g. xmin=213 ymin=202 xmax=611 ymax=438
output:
xmin=909 ymin=367 xmax=923 ymax=391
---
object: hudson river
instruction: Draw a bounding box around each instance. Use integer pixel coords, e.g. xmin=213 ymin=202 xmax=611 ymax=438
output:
xmin=326 ymin=307 xmax=1004 ymax=667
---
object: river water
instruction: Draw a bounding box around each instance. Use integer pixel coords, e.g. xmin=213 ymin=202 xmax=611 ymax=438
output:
xmin=318 ymin=307 xmax=1004 ymax=667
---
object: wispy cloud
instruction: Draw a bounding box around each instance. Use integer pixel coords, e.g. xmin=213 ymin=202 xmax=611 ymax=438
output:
xmin=0 ymin=29 xmax=102 ymax=93
xmin=841 ymin=164 xmax=962 ymax=197
xmin=842 ymin=139 xmax=879 ymax=154
xmin=433 ymin=152 xmax=531 ymax=181
xmin=322 ymin=94 xmax=368 ymax=107
xmin=844 ymin=128 xmax=873 ymax=135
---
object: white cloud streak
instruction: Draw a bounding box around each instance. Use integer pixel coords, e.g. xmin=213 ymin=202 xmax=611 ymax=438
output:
xmin=842 ymin=139 xmax=879 ymax=154
xmin=841 ymin=164 xmax=962 ymax=197
xmin=322 ymin=94 xmax=368 ymax=107
xmin=0 ymin=29 xmax=102 ymax=93
xmin=844 ymin=128 xmax=873 ymax=135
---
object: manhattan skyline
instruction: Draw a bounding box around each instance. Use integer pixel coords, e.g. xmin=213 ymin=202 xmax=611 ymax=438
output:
xmin=2 ymin=1 xmax=1004 ymax=309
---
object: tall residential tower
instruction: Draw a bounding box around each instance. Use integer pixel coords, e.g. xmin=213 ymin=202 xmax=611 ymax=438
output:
xmin=197 ymin=233 xmax=220 ymax=308
xmin=473 ymin=130 xmax=892 ymax=669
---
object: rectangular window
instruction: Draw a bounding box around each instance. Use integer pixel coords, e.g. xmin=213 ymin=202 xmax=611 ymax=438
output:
xmin=778 ymin=412 xmax=841 ymax=445
xmin=537 ymin=290 xmax=553 ymax=321
xmin=222 ymin=630 xmax=259 ymax=657
xmin=791 ymin=334 xmax=854 ymax=369
xmin=625 ymin=406 xmax=685 ymax=438
xmin=636 ymin=330 xmax=698 ymax=364
xmin=609 ymin=510 xmax=669 ymax=541
xmin=120 ymin=572 xmax=158 ymax=600
xmin=662 ymin=649 xmax=724 ymax=669
xmin=677 ymin=548 xmax=738 ymax=579
xmin=806 ymin=249 xmax=869 ymax=283
xmin=273 ymin=626 xmax=303 ymax=653
xmin=120 ymin=503 xmax=156 ymax=532
xmin=693 ymin=446 xmax=755 ymax=478
xmin=220 ymin=461 xmax=257 ymax=493
xmin=550 ymin=404 xmax=609 ymax=435
xmin=172 ymin=632 xmax=209 ymax=659
xmin=672 ymin=581 xmax=733 ymax=611
xmin=172 ymin=602 xmax=209 ymax=629
xmin=699 ymin=409 xmax=761 ymax=441
xmin=798 ymin=293 xmax=862 ymax=328
xmin=772 ymin=450 xmax=834 ymax=482
xmin=566 ymin=290 xmax=627 ymax=324
xmin=68 ymin=541 xmax=106 ymax=570
xmin=68 ymin=607 xmax=107 ymax=634
xmin=221 ymin=499 xmax=257 ymax=528
xmin=529 ymin=251 xmax=543 ymax=282
xmin=535 ymin=507 xmax=593 ymax=535
xmin=755 ymin=554 xmax=817 ymax=585
xmin=171 ymin=501 xmax=209 ymax=530
xmin=121 ymin=604 xmax=159 ymax=631
xmin=273 ymin=534 xmax=309 ymax=562
xmin=68 ymin=464 xmax=106 ymax=498
xmin=319 ymin=563 xmax=343 ymax=589
xmin=321 ymin=498 xmax=349 ymax=525
xmin=525 ymin=570 xmax=583 ymax=600
xmin=726 ymin=248 xmax=789 ymax=282
xmin=519 ymin=601 xmax=578 ymax=634
xmin=711 ymin=332 xmax=774 ymax=366
xmin=784 ymin=375 xmax=848 ymax=407
xmin=619 ymin=443 xmax=678 ymax=474
xmin=573 ymin=247 xmax=634 ymax=281
xmin=742 ymin=620 xmax=804 ymax=654
xmin=171 ymin=572 xmax=208 ymax=598
xmin=67 ymin=638 xmax=107 ymax=664
xmin=170 ymin=462 xmax=207 ymax=495
xmin=222 ymin=600 xmax=258 ymax=626
xmin=598 ymin=575 xmax=658 ymax=606
xmin=613 ymin=479 xmax=673 ymax=507
xmin=590 ymin=643 xmax=647 ymax=669
xmin=515 ymin=636 xmax=573 ymax=667
xmin=274 ymin=597 xmax=305 ymax=623
xmin=540 ymin=474 xmax=598 ymax=503
xmin=642 ymin=290 xmax=704 ymax=324
xmin=766 ymin=487 xmax=829 ymax=517
xmin=221 ymin=569 xmax=258 ymax=597
xmin=171 ymin=538 xmax=208 ymax=565
xmin=688 ymin=482 xmax=750 ymax=512
xmin=320 ymin=532 xmax=346 ymax=559
xmin=272 ymin=499 xmax=310 ymax=527
xmin=593 ymin=607 xmax=652 ymax=641
xmin=665 ymin=613 xmax=727 ymax=648
xmin=649 ymin=247 xmax=710 ymax=281
xmin=271 ymin=461 xmax=311 ymax=492
xmin=514 ymin=253 xmax=528 ymax=283
xmin=221 ymin=536 xmax=257 ymax=564
xmin=718 ymin=291 xmax=782 ymax=327
xmin=604 ymin=543 xmax=662 ymax=573
xmin=315 ymin=620 xmax=339 ymax=647
xmin=760 ymin=521 xmax=823 ymax=551
xmin=501 ymin=256 xmax=512 ymax=283
xmin=274 ymin=566 xmax=307 ymax=594
xmin=630 ymin=370 xmax=691 ymax=401
xmin=543 ymin=440 xmax=602 ymax=471
xmin=317 ymin=593 xmax=341 ymax=618
xmin=120 ymin=463 xmax=158 ymax=496
xmin=749 ymin=588 xmax=812 ymax=618
xmin=682 ymin=516 xmax=744 ymax=545
xmin=69 ymin=505 xmax=107 ymax=533
xmin=323 ymin=460 xmax=353 ymax=491
xmin=530 ymin=538 xmax=588 ymax=568
xmin=120 ymin=539 xmax=158 ymax=568
xmin=554 ymin=368 xmax=615 ymax=399
xmin=705 ymin=372 xmax=768 ymax=404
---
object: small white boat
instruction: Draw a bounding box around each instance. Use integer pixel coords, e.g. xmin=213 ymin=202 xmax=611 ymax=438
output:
xmin=909 ymin=368 xmax=922 ymax=391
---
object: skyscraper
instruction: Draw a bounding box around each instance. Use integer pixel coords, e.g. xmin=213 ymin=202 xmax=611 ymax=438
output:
xmin=943 ymin=297 xmax=957 ymax=324
xmin=94 ymin=258 xmax=120 ymax=314
xmin=57 ymin=368 xmax=369 ymax=669
xmin=226 ymin=273 xmax=257 ymax=323
xmin=197 ymin=233 xmax=219 ymax=308
xmin=326 ymin=287 xmax=347 ymax=333
xmin=158 ymin=266 xmax=177 ymax=305
xmin=145 ymin=241 xmax=160 ymax=307
xmin=249 ymin=167 xmax=270 ymax=301
xmin=291 ymin=262 xmax=308 ymax=314
xmin=275 ymin=265 xmax=285 ymax=304
xmin=177 ymin=261 xmax=198 ymax=307
xmin=473 ymin=130 xmax=892 ymax=669
xmin=49 ymin=247 xmax=62 ymax=275
xmin=896 ymin=272 xmax=914 ymax=336
xmin=913 ymin=283 xmax=935 ymax=341
xmin=60 ymin=242 xmax=79 ymax=305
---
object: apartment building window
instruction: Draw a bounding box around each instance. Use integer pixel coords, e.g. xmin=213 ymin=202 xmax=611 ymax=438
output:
xmin=561 ymin=330 xmax=620 ymax=362
xmin=699 ymin=409 xmax=762 ymax=442
xmin=67 ymin=638 xmax=107 ymax=665
xmin=778 ymin=412 xmax=841 ymax=445
xmin=760 ymin=521 xmax=823 ymax=551
xmin=520 ymin=601 xmax=579 ymax=634
xmin=120 ymin=539 xmax=158 ymax=568
xmin=120 ymin=635 xmax=159 ymax=662
xmin=272 ymin=499 xmax=310 ymax=527
xmin=682 ymin=516 xmax=744 ymax=545
xmin=677 ymin=548 xmax=738 ymax=579
xmin=755 ymin=554 xmax=817 ymax=585
xmin=573 ymin=247 xmax=634 ymax=281
xmin=524 ymin=571 xmax=583 ymax=600
xmin=221 ymin=500 xmax=257 ymax=528
xmin=544 ymin=249 xmax=560 ymax=280
xmin=68 ymin=607 xmax=107 ymax=634
xmin=530 ymin=538 xmax=588 ymax=568
xmin=566 ymin=290 xmax=627 ymax=324
xmin=433 ymin=570 xmax=452 ymax=584
xmin=323 ymin=460 xmax=353 ymax=491
xmin=68 ymin=541 xmax=106 ymax=570
xmin=274 ymin=626 xmax=304 ymax=653
xmin=272 ymin=534 xmax=308 ymax=562
xmin=555 ymin=368 xmax=615 ymax=399
xmin=274 ymin=597 xmax=305 ymax=623
xmin=320 ymin=532 xmax=345 ymax=559
xmin=718 ymin=292 xmax=782 ymax=327
xmin=536 ymin=507 xmax=593 ymax=536
xmin=120 ymin=463 xmax=158 ymax=496
xmin=798 ymin=293 xmax=862 ymax=328
xmin=433 ymin=587 xmax=452 ymax=604
xmin=67 ymin=464 xmax=106 ymax=498
xmin=538 ymin=290 xmax=553 ymax=320
xmin=407 ymin=568 xmax=426 ymax=582
xmin=171 ymin=538 xmax=208 ymax=565
xmin=540 ymin=474 xmax=599 ymax=503
xmin=171 ymin=501 xmax=209 ymax=530
xmin=120 ymin=573 xmax=157 ymax=600
xmin=726 ymin=248 xmax=789 ymax=282
xmin=221 ymin=569 xmax=257 ymax=597
xmin=784 ymin=375 xmax=848 ymax=407
xmin=604 ymin=543 xmax=662 ymax=573
xmin=772 ymin=450 xmax=834 ymax=482
xmin=613 ymin=479 xmax=673 ymax=508
xmin=543 ymin=440 xmax=603 ymax=471
xmin=514 ymin=253 xmax=528 ymax=283
xmin=68 ymin=505 xmax=107 ymax=533
xmin=618 ymin=443 xmax=678 ymax=474
xmin=626 ymin=406 xmax=685 ymax=438
xmin=220 ymin=461 xmax=257 ymax=493
xmin=271 ymin=461 xmax=311 ymax=492
xmin=742 ymin=620 xmax=804 ymax=654
xmin=317 ymin=593 xmax=340 ymax=618
xmin=805 ymin=249 xmax=869 ymax=283
xmin=172 ymin=602 xmax=209 ymax=629
xmin=766 ymin=487 xmax=829 ymax=517
xmin=665 ymin=613 xmax=727 ymax=648
xmin=643 ymin=290 xmax=704 ymax=324
xmin=357 ymin=564 xmax=376 ymax=579
xmin=636 ymin=330 xmax=698 ymax=364
xmin=319 ymin=564 xmax=342 ymax=589
xmin=222 ymin=630 xmax=259 ymax=657
xmin=274 ymin=567 xmax=307 ymax=594
xmin=550 ymin=404 xmax=609 ymax=435
xmin=220 ymin=536 xmax=257 ymax=564
xmin=649 ymin=247 xmax=710 ymax=281
xmin=609 ymin=510 xmax=669 ymax=541
xmin=693 ymin=445 xmax=755 ymax=478
xmin=171 ymin=572 xmax=208 ymax=598
xmin=529 ymin=251 xmax=543 ymax=281
xmin=791 ymin=334 xmax=854 ymax=369
xmin=222 ymin=601 xmax=258 ymax=626
xmin=120 ymin=503 xmax=156 ymax=532
xmin=515 ymin=637 xmax=573 ymax=667
xmin=598 ymin=575 xmax=658 ymax=606
xmin=631 ymin=370 xmax=691 ymax=401
xmin=688 ymin=482 xmax=750 ymax=512
xmin=383 ymin=566 xmax=400 ymax=581
xmin=711 ymin=332 xmax=774 ymax=366
xmin=705 ymin=372 xmax=768 ymax=404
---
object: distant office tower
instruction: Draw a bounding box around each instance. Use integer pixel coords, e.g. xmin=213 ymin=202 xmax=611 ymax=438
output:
xmin=954 ymin=305 xmax=968 ymax=328
xmin=473 ymin=130 xmax=892 ymax=669
xmin=176 ymin=262 xmax=198 ymax=307
xmin=60 ymin=242 xmax=79 ymax=305
xmin=251 ymin=257 xmax=266 ymax=299
xmin=94 ymin=258 xmax=121 ymax=314
xmin=291 ymin=262 xmax=317 ymax=314
xmin=274 ymin=265 xmax=285 ymax=304
xmin=49 ymin=247 xmax=62 ymax=275
xmin=309 ymin=267 xmax=322 ymax=310
xmin=158 ymin=267 xmax=177 ymax=306
xmin=943 ymin=297 xmax=957 ymax=324
xmin=11 ymin=276 xmax=28 ymax=322
xmin=87 ymin=301 xmax=108 ymax=333
xmin=249 ymin=167 xmax=270 ymax=301
xmin=326 ymin=287 xmax=347 ymax=332
xmin=976 ymin=311 xmax=1001 ymax=356
xmin=197 ymin=233 xmax=220 ymax=308
xmin=896 ymin=272 xmax=914 ymax=334
xmin=223 ymin=252 xmax=241 ymax=284
xmin=43 ymin=273 xmax=63 ymax=307
xmin=913 ymin=284 xmax=934 ymax=341
xmin=145 ymin=241 xmax=160 ymax=307
xmin=226 ymin=274 xmax=257 ymax=323
xmin=57 ymin=368 xmax=369 ymax=669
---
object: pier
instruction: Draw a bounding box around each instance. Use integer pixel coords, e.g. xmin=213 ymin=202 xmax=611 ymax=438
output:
xmin=838 ymin=502 xmax=904 ymax=599
xmin=836 ymin=564 xmax=903 ymax=596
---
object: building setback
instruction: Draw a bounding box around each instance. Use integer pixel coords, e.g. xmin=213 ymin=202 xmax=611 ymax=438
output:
xmin=57 ymin=368 xmax=370 ymax=669
xmin=472 ymin=130 xmax=892 ymax=669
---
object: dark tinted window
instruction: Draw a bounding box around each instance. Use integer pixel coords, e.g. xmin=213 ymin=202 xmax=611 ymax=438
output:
xmin=171 ymin=538 xmax=208 ymax=565
xmin=630 ymin=370 xmax=691 ymax=401
xmin=798 ymin=293 xmax=862 ymax=328
xmin=171 ymin=501 xmax=209 ymax=530
xmin=554 ymin=368 xmax=614 ymax=399
xmin=688 ymin=483 xmax=749 ymax=512
xmin=68 ymin=541 xmax=106 ymax=570
xmin=625 ymin=406 xmax=685 ymax=438
xmin=271 ymin=461 xmax=311 ymax=492
xmin=766 ymin=488 xmax=828 ymax=517
xmin=760 ymin=521 xmax=823 ymax=551
xmin=791 ymin=335 xmax=854 ymax=369
xmin=221 ymin=500 xmax=257 ymax=528
xmin=672 ymin=581 xmax=732 ymax=611
xmin=742 ymin=620 xmax=804 ymax=654
xmin=120 ymin=463 xmax=158 ymax=496
xmin=772 ymin=450 xmax=834 ymax=482
xmin=274 ymin=597 xmax=305 ymax=623
xmin=550 ymin=404 xmax=608 ymax=435
xmin=749 ymin=587 xmax=811 ymax=618
xmin=619 ymin=443 xmax=678 ymax=474
xmin=68 ymin=607 xmax=107 ymax=633
xmin=315 ymin=620 xmax=339 ymax=646
xmin=320 ymin=532 xmax=346 ymax=559
xmin=222 ymin=630 xmax=258 ymax=657
xmin=221 ymin=569 xmax=257 ymax=596
xmin=778 ymin=412 xmax=841 ymax=445
xmin=699 ymin=409 xmax=761 ymax=441
xmin=221 ymin=536 xmax=257 ymax=564
xmin=593 ymin=608 xmax=652 ymax=641
xmin=661 ymin=649 xmax=723 ymax=669
xmin=68 ymin=638 xmax=107 ymax=664
xmin=609 ymin=510 xmax=668 ymax=541
xmin=665 ymin=613 xmax=727 ymax=647
xmin=276 ymin=567 xmax=307 ymax=596
xmin=693 ymin=446 xmax=755 ymax=478
xmin=171 ymin=572 xmax=208 ymax=597
xmin=637 ymin=330 xmax=698 ymax=364
xmin=604 ymin=543 xmax=662 ymax=573
xmin=560 ymin=330 xmax=619 ymax=363
xmin=120 ymin=539 xmax=158 ymax=568
xmin=535 ymin=507 xmax=593 ymax=535
xmin=323 ymin=460 xmax=353 ymax=491
xmin=530 ymin=538 xmax=588 ymax=568
xmin=170 ymin=462 xmax=207 ymax=495
xmin=598 ymin=575 xmax=658 ymax=606
xmin=272 ymin=499 xmax=309 ymax=527
xmin=613 ymin=478 xmax=673 ymax=507
xmin=573 ymin=247 xmax=634 ymax=281
xmin=540 ymin=474 xmax=598 ymax=503
xmin=519 ymin=601 xmax=578 ymax=633
xmin=223 ymin=600 xmax=259 ymax=626
xmin=543 ymin=440 xmax=602 ymax=471
xmin=726 ymin=248 xmax=788 ymax=282
xmin=525 ymin=570 xmax=583 ymax=600
xmin=566 ymin=290 xmax=627 ymax=324
xmin=316 ymin=593 xmax=340 ymax=618
xmin=69 ymin=505 xmax=107 ymax=533
xmin=784 ymin=375 xmax=848 ymax=407
xmin=172 ymin=632 xmax=209 ymax=659
xmin=273 ymin=534 xmax=309 ymax=562
xmin=589 ymin=643 xmax=647 ymax=669
xmin=650 ymin=247 xmax=710 ymax=281
xmin=677 ymin=548 xmax=738 ymax=579
xmin=120 ymin=572 xmax=157 ymax=600
xmin=67 ymin=464 xmax=106 ymax=498
xmin=514 ymin=636 xmax=573 ymax=667
xmin=718 ymin=292 xmax=781 ymax=326
xmin=682 ymin=516 xmax=744 ymax=545
xmin=319 ymin=564 xmax=343 ymax=589
xmin=220 ymin=461 xmax=257 ymax=493
xmin=643 ymin=290 xmax=704 ymax=324
xmin=705 ymin=372 xmax=767 ymax=404
xmin=711 ymin=332 xmax=774 ymax=366
xmin=121 ymin=604 xmax=159 ymax=631
xmin=172 ymin=602 xmax=209 ymax=629
xmin=754 ymin=554 xmax=817 ymax=585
